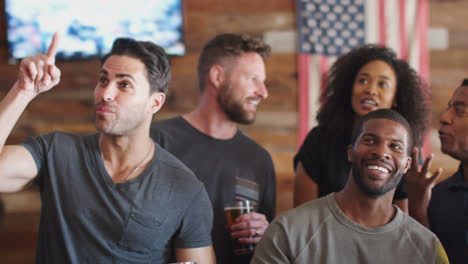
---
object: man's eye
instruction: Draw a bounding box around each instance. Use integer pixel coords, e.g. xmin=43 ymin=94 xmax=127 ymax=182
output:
xmin=98 ymin=77 xmax=108 ymax=85
xmin=455 ymin=106 xmax=467 ymax=116
xmin=391 ymin=144 xmax=403 ymax=151
xmin=120 ymin=82 xmax=131 ymax=89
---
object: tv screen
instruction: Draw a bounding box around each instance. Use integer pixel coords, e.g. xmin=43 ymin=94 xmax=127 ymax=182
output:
xmin=5 ymin=0 xmax=185 ymax=62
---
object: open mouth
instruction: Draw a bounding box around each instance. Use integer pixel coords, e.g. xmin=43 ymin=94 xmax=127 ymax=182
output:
xmin=361 ymin=98 xmax=378 ymax=106
xmin=366 ymin=164 xmax=390 ymax=173
xmin=245 ymin=98 xmax=261 ymax=111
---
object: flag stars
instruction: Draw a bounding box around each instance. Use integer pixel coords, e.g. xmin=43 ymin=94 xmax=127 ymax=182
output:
xmin=298 ymin=0 xmax=365 ymax=55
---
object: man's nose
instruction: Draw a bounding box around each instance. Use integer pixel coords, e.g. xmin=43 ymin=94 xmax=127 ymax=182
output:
xmin=256 ymin=82 xmax=268 ymax=99
xmin=372 ymin=143 xmax=391 ymax=160
xmin=440 ymin=107 xmax=454 ymax=126
xmin=96 ymin=84 xmax=117 ymax=102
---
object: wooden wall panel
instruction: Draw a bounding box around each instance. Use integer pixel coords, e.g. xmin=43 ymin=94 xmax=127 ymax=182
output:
xmin=0 ymin=2 xmax=299 ymax=262
xmin=1 ymin=0 xmax=468 ymax=262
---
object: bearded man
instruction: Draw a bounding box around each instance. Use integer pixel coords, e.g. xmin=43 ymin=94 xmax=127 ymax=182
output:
xmin=150 ymin=33 xmax=276 ymax=264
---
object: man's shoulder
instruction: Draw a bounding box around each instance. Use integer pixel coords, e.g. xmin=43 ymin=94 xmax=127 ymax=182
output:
xmin=432 ymin=169 xmax=463 ymax=195
xmin=151 ymin=116 xmax=184 ymax=132
xmin=153 ymin=142 xmax=199 ymax=182
xmin=236 ymin=129 xmax=272 ymax=157
xmin=150 ymin=116 xmax=196 ymax=146
xmin=23 ymin=130 xmax=94 ymax=145
xmin=399 ymin=211 xmax=441 ymax=244
xmin=274 ymin=196 xmax=332 ymax=230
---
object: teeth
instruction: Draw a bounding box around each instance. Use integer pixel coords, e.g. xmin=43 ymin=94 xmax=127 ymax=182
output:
xmin=248 ymin=100 xmax=259 ymax=106
xmin=367 ymin=165 xmax=389 ymax=173
xmin=362 ymin=99 xmax=377 ymax=106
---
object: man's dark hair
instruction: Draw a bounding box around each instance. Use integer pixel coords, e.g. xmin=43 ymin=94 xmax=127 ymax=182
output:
xmin=197 ymin=33 xmax=271 ymax=92
xmin=351 ymin=109 xmax=414 ymax=155
xmin=101 ymin=38 xmax=171 ymax=94
xmin=317 ymin=44 xmax=429 ymax=147
xmin=461 ymin=79 xmax=468 ymax=86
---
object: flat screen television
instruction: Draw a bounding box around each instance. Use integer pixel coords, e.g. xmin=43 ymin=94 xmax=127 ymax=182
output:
xmin=5 ymin=0 xmax=185 ymax=62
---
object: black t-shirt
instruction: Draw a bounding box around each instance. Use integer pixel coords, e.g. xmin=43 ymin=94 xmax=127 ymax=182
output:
xmin=151 ymin=116 xmax=276 ymax=264
xmin=428 ymin=165 xmax=468 ymax=263
xmin=294 ymin=126 xmax=407 ymax=199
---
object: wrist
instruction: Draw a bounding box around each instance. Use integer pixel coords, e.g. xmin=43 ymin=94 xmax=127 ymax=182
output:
xmin=10 ymin=81 xmax=37 ymax=103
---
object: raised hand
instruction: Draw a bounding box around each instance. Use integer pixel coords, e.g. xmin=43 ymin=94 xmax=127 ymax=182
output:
xmin=16 ymin=33 xmax=61 ymax=96
xmin=405 ymin=147 xmax=442 ymax=227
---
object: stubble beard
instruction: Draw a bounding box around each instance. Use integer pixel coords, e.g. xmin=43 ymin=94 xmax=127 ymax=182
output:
xmin=217 ymin=82 xmax=255 ymax=125
xmin=351 ymin=160 xmax=405 ymax=199
xmin=94 ymin=103 xmax=147 ymax=136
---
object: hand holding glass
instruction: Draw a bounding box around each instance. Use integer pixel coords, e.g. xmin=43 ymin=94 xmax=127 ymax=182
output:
xmin=224 ymin=200 xmax=256 ymax=255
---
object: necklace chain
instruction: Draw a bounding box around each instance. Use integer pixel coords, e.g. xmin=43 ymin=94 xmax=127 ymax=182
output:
xmin=99 ymin=136 xmax=154 ymax=182
xmin=124 ymin=141 xmax=153 ymax=181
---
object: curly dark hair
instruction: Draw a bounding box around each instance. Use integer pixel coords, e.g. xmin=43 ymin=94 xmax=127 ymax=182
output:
xmin=317 ymin=44 xmax=430 ymax=147
xmin=197 ymin=33 xmax=271 ymax=92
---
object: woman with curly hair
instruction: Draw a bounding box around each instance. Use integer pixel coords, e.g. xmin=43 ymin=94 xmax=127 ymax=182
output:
xmin=293 ymin=44 xmax=430 ymax=210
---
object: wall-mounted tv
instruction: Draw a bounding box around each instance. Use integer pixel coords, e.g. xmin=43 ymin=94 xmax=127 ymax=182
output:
xmin=5 ymin=0 xmax=184 ymax=62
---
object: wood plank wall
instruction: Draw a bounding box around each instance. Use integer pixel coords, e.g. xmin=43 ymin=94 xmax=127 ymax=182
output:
xmin=0 ymin=0 xmax=467 ymax=262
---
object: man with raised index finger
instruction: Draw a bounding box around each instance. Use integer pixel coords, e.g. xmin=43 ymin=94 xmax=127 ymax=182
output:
xmin=0 ymin=33 xmax=215 ymax=264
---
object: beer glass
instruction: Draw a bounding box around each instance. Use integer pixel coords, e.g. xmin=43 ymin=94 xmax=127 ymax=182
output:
xmin=224 ymin=199 xmax=256 ymax=255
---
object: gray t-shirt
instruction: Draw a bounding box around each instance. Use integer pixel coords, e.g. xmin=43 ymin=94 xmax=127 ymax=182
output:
xmin=252 ymin=193 xmax=449 ymax=264
xmin=22 ymin=131 xmax=213 ymax=264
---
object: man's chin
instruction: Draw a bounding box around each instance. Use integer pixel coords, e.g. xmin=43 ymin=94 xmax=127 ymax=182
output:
xmin=226 ymin=111 xmax=255 ymax=125
xmin=94 ymin=122 xmax=113 ymax=135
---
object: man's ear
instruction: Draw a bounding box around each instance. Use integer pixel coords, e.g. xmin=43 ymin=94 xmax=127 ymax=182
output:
xmin=346 ymin=145 xmax=353 ymax=163
xmin=150 ymin=92 xmax=166 ymax=114
xmin=208 ymin=64 xmax=226 ymax=90
xmin=403 ymin=156 xmax=412 ymax=173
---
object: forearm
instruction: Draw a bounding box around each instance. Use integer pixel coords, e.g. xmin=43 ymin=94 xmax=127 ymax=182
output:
xmin=393 ymin=199 xmax=408 ymax=213
xmin=0 ymin=82 xmax=35 ymax=152
xmin=293 ymin=162 xmax=319 ymax=207
xmin=408 ymin=198 xmax=430 ymax=228
xmin=0 ymin=85 xmax=39 ymax=193
xmin=409 ymin=210 xmax=430 ymax=228
xmin=175 ymin=246 xmax=215 ymax=264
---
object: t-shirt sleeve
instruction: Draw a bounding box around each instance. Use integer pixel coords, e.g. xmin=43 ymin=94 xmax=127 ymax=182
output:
xmin=174 ymin=184 xmax=213 ymax=249
xmin=251 ymin=220 xmax=291 ymax=264
xmin=259 ymin=155 xmax=276 ymax=222
xmin=293 ymin=127 xmax=322 ymax=182
xmin=20 ymin=132 xmax=55 ymax=186
xmin=434 ymin=240 xmax=450 ymax=264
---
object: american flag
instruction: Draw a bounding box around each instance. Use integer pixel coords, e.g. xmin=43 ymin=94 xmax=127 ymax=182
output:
xmin=297 ymin=0 xmax=429 ymax=153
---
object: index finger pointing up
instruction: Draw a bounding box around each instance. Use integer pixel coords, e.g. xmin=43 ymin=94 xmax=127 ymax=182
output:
xmin=46 ymin=32 xmax=60 ymax=64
